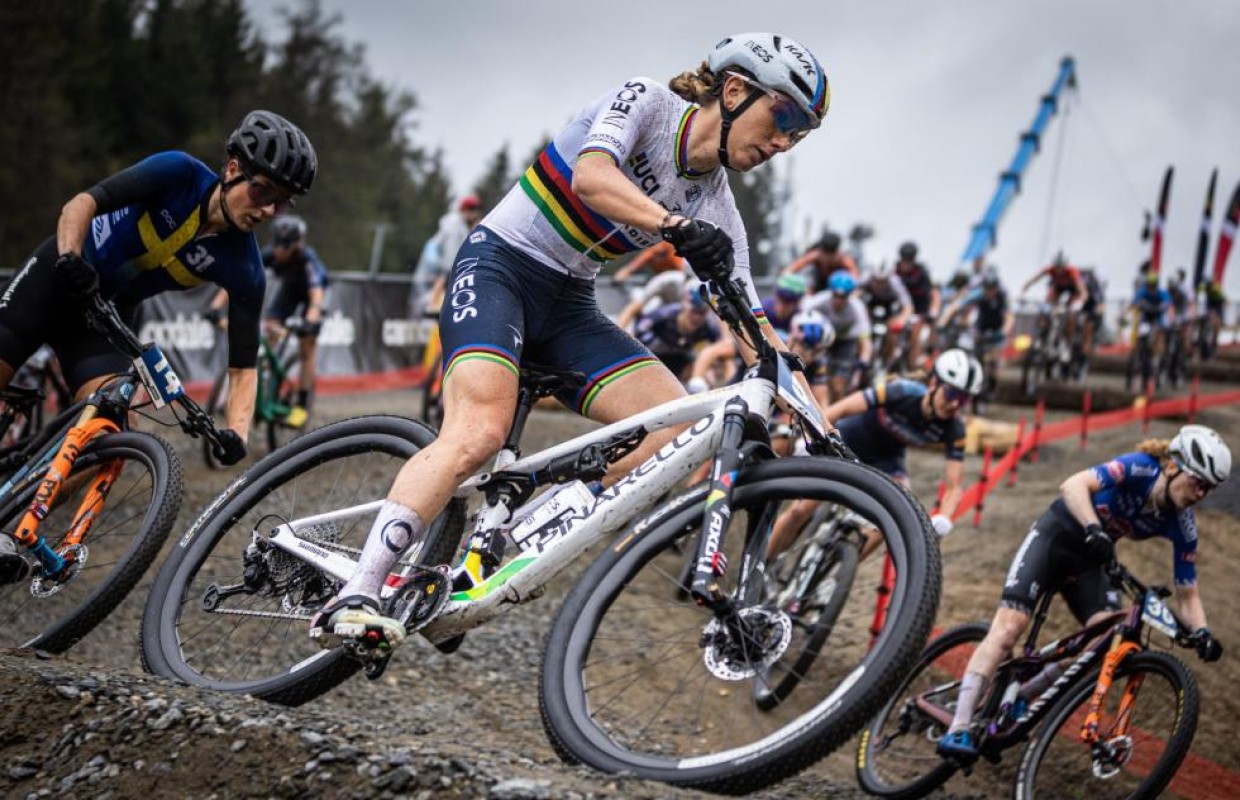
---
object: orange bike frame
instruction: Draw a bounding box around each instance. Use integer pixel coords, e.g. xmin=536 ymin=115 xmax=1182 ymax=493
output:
xmin=11 ymin=411 xmax=121 ymax=551
xmin=1079 ymin=631 xmax=1142 ymax=745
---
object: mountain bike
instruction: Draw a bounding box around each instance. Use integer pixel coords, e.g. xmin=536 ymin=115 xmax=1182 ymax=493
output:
xmin=1020 ymin=298 xmax=1071 ymax=396
xmin=856 ymin=560 xmax=1202 ymax=800
xmin=0 ymin=294 xmax=226 ymax=652
xmin=1 ymin=346 xmax=72 ymax=452
xmin=202 ymin=320 xmax=306 ymax=468
xmin=751 ymin=501 xmax=864 ymax=710
xmin=1124 ymin=317 xmax=1160 ymax=393
xmin=141 ymin=271 xmax=941 ymax=794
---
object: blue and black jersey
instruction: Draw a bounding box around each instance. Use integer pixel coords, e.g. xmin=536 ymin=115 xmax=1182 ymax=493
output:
xmin=84 ymin=151 xmax=265 ymax=368
xmin=1049 ymin=452 xmax=1198 ymax=586
xmin=837 ymin=379 xmax=966 ymax=476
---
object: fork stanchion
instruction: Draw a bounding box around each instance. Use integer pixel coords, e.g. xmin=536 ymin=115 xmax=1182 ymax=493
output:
xmin=973 ymin=446 xmax=993 ymax=529
xmin=1009 ymin=416 xmax=1027 ymax=487
xmin=1079 ymin=390 xmax=1092 ymax=450
xmin=1188 ymin=373 xmax=1200 ymax=424
xmin=1030 ymin=398 xmax=1045 ymax=463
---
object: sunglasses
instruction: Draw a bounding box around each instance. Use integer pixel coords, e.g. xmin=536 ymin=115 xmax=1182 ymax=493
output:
xmin=941 ymin=385 xmax=971 ymax=405
xmin=1181 ymin=471 xmax=1215 ymax=494
xmin=240 ymin=169 xmax=296 ymax=212
xmin=727 ymin=73 xmax=816 ymax=143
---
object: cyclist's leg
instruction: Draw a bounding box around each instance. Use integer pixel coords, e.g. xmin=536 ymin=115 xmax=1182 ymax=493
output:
xmin=296 ymin=331 xmax=318 ymax=407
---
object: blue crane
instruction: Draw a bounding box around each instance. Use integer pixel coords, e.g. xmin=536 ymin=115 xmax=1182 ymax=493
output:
xmin=959 ymin=56 xmax=1078 ymax=266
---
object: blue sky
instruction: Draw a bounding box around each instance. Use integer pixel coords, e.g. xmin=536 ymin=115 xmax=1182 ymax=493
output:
xmin=248 ymin=1 xmax=1240 ymax=299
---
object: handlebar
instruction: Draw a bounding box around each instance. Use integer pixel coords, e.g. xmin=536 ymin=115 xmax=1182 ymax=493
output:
xmin=82 ymin=293 xmax=227 ymax=448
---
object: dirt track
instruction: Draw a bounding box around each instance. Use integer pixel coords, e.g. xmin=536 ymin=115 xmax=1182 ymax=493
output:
xmin=2 ymin=389 xmax=1238 ymax=799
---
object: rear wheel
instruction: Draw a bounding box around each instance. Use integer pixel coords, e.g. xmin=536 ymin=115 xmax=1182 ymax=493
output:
xmin=0 ymin=432 xmax=181 ymax=652
xmin=1015 ymin=651 xmax=1198 ymax=800
xmin=855 ymin=622 xmax=988 ymax=799
xmin=540 ymin=457 xmax=940 ymax=794
xmin=140 ymin=415 xmax=463 ymax=706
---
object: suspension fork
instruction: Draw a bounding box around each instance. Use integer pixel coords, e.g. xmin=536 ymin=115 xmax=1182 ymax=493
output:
xmin=12 ymin=410 xmax=120 ymax=575
xmin=1079 ymin=632 xmax=1142 ymax=745
xmin=689 ymin=396 xmax=749 ymax=613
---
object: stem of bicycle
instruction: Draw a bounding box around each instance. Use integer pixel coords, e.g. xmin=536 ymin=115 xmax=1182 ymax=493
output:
xmin=12 ymin=413 xmax=119 ymax=574
xmin=1078 ymin=634 xmax=1142 ymax=745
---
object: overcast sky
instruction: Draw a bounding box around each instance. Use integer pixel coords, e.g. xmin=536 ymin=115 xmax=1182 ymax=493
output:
xmin=249 ymin=1 xmax=1240 ymax=299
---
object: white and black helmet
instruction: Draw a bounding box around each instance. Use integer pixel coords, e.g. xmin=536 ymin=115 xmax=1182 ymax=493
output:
xmin=1170 ymin=425 xmax=1231 ymax=487
xmin=934 ymin=348 xmax=985 ymax=396
xmin=708 ymin=33 xmax=830 ymax=128
xmin=791 ymin=309 xmax=834 ymax=349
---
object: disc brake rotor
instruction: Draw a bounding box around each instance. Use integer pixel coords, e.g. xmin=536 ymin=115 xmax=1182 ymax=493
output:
xmin=701 ymin=606 xmax=792 ymax=681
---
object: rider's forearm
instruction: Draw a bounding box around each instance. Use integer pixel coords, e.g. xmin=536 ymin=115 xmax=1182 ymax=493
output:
xmin=225 ymin=367 xmax=258 ymax=443
xmin=572 ymin=155 xmax=672 ymax=232
xmin=1175 ymin=585 xmax=1208 ymax=632
xmin=57 ymin=193 xmax=97 ymax=256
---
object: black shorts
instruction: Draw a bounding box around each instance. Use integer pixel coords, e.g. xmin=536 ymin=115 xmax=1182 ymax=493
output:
xmin=438 ymin=227 xmax=660 ymax=415
xmin=0 ymin=237 xmax=134 ymax=392
xmin=1000 ymin=509 xmax=1122 ymax=622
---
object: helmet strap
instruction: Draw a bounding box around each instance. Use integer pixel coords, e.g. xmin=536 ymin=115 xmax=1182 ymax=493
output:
xmin=217 ymin=173 xmax=245 ymax=230
xmin=717 ymin=85 xmax=765 ymax=171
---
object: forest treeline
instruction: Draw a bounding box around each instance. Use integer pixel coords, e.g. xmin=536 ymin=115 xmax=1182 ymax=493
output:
xmin=0 ymin=0 xmax=788 ymax=274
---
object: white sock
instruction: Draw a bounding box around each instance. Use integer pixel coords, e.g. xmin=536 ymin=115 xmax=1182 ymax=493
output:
xmin=949 ymin=671 xmax=987 ymax=733
xmin=338 ymin=500 xmax=424 ymax=602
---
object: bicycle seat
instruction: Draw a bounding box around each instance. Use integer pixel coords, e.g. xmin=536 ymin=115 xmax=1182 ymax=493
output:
xmin=519 ymin=363 xmax=587 ymax=399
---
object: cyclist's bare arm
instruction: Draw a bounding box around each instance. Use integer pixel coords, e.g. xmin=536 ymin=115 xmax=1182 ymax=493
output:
xmin=823 ymin=389 xmax=867 ymax=424
xmin=1173 ymin=583 xmax=1208 ymax=632
xmin=224 ymin=367 xmax=258 ymax=445
xmin=572 ymin=154 xmax=670 ymax=232
xmin=1058 ymin=469 xmax=1105 ymax=528
xmin=305 ymin=286 xmax=326 ymax=324
xmin=938 ymin=459 xmax=966 ymax=520
xmin=56 ymin=192 xmax=98 ymax=256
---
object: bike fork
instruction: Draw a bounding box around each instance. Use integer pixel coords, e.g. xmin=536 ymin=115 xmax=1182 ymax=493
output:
xmin=12 ymin=414 xmax=119 ymax=578
xmin=689 ymin=397 xmax=749 ymax=612
xmin=1079 ymin=635 xmax=1141 ymax=745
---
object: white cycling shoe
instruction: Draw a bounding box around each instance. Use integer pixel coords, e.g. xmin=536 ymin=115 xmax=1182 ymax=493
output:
xmin=309 ymin=594 xmax=406 ymax=652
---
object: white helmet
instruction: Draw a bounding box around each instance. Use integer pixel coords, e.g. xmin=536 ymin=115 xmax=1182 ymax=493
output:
xmin=791 ymin=309 xmax=834 ymax=349
xmin=708 ymin=33 xmax=830 ymax=129
xmin=1170 ymin=425 xmax=1231 ymax=487
xmin=934 ymin=348 xmax=984 ymax=396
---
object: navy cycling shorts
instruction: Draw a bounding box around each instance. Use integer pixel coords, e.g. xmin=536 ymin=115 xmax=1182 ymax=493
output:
xmin=1000 ymin=509 xmax=1122 ymax=622
xmin=438 ymin=227 xmax=660 ymax=415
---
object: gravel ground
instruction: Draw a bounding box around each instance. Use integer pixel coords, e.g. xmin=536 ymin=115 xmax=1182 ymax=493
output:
xmin=2 ymin=386 xmax=1237 ymax=800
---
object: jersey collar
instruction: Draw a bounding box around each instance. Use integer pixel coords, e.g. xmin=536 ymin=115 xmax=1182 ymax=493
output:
xmin=675 ymin=106 xmax=710 ymax=180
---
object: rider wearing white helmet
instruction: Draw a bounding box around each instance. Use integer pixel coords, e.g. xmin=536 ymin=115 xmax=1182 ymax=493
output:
xmin=309 ymin=33 xmax=833 ymax=654
xmin=939 ymin=423 xmax=1230 ymax=761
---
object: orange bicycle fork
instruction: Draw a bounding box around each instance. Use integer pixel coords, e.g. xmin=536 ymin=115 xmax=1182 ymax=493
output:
xmin=12 ymin=410 xmax=120 ymax=580
xmin=1079 ymin=632 xmax=1142 ymax=745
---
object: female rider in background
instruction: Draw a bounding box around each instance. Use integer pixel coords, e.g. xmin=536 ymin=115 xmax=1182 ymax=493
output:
xmin=937 ymin=424 xmax=1230 ymax=761
xmin=311 ymin=33 xmax=832 ymax=649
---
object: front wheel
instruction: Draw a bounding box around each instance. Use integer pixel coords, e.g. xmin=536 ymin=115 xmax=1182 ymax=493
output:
xmin=1014 ymin=651 xmax=1198 ymax=800
xmin=0 ymin=432 xmax=181 ymax=653
xmin=540 ymin=457 xmax=941 ymax=795
xmin=140 ymin=415 xmax=465 ymax=706
xmin=856 ymin=622 xmax=987 ymax=799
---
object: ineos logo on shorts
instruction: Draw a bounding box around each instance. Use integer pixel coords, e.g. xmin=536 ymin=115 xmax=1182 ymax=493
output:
xmin=451 ymin=257 xmax=480 ymax=323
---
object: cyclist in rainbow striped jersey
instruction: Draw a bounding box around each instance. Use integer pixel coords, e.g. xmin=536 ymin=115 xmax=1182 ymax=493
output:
xmin=309 ymin=33 xmax=833 ymax=651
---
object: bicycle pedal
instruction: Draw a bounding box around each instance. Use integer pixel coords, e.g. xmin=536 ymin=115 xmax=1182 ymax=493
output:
xmin=363 ymin=652 xmax=393 ymax=681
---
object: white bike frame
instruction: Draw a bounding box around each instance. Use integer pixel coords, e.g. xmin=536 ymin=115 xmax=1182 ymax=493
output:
xmin=260 ymin=353 xmax=829 ymax=643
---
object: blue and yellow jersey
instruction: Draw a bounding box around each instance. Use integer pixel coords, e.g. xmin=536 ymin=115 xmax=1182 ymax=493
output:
xmin=84 ymin=151 xmax=266 ymax=314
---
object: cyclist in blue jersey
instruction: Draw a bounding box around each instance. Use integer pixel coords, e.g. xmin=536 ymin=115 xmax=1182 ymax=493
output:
xmin=308 ymin=32 xmax=833 ymax=652
xmin=1128 ymin=271 xmax=1174 ymax=364
xmin=766 ymin=348 xmax=984 ymax=561
xmin=0 ymin=110 xmax=315 ymax=459
xmin=937 ymin=425 xmax=1230 ymax=761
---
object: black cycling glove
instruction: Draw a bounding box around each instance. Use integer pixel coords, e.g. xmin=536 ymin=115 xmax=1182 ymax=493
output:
xmin=660 ymin=218 xmax=734 ymax=283
xmin=1082 ymin=523 xmax=1114 ymax=565
xmin=1193 ymin=627 xmax=1223 ymax=663
xmin=55 ymin=252 xmax=100 ymax=299
xmin=212 ymin=429 xmax=247 ymax=466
